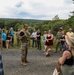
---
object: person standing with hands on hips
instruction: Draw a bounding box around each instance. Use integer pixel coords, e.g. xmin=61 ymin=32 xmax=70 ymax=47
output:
xmin=19 ymin=24 xmax=30 ymax=66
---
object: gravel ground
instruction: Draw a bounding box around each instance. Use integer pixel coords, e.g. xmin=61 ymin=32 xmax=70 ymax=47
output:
xmin=1 ymin=49 xmax=61 ymax=75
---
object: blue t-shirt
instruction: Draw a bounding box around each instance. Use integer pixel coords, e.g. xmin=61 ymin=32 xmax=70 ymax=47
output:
xmin=10 ymin=30 xmax=14 ymax=38
xmin=1 ymin=33 xmax=6 ymax=41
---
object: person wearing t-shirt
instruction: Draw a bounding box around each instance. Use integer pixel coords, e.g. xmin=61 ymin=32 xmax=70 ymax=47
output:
xmin=66 ymin=28 xmax=74 ymax=37
xmin=37 ymin=29 xmax=41 ymax=50
xmin=31 ymin=29 xmax=37 ymax=47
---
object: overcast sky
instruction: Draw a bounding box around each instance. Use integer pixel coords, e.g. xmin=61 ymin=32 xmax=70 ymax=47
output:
xmin=0 ymin=0 xmax=74 ymax=20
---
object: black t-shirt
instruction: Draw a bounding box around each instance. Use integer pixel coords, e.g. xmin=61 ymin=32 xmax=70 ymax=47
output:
xmin=60 ymin=35 xmax=65 ymax=44
xmin=64 ymin=50 xmax=74 ymax=66
xmin=37 ymin=32 xmax=41 ymax=40
xmin=6 ymin=33 xmax=12 ymax=40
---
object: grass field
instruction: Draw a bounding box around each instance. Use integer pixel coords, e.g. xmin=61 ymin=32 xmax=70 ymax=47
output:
xmin=13 ymin=34 xmax=56 ymax=51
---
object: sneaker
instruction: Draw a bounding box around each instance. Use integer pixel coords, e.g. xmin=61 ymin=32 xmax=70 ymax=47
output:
xmin=45 ymin=53 xmax=49 ymax=57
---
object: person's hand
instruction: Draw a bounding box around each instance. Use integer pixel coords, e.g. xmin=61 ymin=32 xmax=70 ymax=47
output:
xmin=34 ymin=36 xmax=37 ymax=38
xmin=59 ymin=57 xmax=62 ymax=61
xmin=21 ymin=34 xmax=27 ymax=39
xmin=37 ymin=35 xmax=40 ymax=37
xmin=56 ymin=64 xmax=61 ymax=72
xmin=46 ymin=39 xmax=49 ymax=42
xmin=24 ymin=34 xmax=27 ymax=37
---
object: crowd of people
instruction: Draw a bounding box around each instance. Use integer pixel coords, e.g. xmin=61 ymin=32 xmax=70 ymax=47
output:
xmin=53 ymin=27 xmax=74 ymax=75
xmin=0 ymin=27 xmax=15 ymax=49
xmin=0 ymin=24 xmax=74 ymax=75
xmin=0 ymin=26 xmax=73 ymax=52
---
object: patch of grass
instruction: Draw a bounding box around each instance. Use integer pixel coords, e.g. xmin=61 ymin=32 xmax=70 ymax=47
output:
xmin=12 ymin=35 xmax=56 ymax=51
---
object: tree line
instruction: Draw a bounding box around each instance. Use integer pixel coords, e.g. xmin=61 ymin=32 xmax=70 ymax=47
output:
xmin=0 ymin=16 xmax=74 ymax=35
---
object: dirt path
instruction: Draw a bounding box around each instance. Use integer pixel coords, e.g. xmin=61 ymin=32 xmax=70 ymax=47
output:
xmin=1 ymin=49 xmax=61 ymax=75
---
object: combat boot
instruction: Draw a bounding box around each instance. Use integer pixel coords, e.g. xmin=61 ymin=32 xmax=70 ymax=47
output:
xmin=21 ymin=62 xmax=27 ymax=66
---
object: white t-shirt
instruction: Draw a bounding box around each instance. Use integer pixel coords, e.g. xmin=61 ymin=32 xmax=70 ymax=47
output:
xmin=31 ymin=32 xmax=37 ymax=38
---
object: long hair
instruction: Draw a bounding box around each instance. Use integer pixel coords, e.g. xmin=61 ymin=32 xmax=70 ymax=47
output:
xmin=65 ymin=35 xmax=74 ymax=56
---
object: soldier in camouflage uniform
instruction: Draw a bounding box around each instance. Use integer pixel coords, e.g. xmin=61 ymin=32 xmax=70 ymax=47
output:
xmin=20 ymin=24 xmax=30 ymax=66
xmin=55 ymin=27 xmax=63 ymax=52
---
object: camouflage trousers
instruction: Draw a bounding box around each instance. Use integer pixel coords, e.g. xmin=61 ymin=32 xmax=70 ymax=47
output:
xmin=21 ymin=43 xmax=29 ymax=62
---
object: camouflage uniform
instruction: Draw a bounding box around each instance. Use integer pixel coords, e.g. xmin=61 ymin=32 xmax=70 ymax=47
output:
xmin=20 ymin=29 xmax=30 ymax=63
xmin=55 ymin=31 xmax=62 ymax=52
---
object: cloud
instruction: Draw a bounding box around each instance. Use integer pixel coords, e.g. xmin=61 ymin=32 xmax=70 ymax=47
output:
xmin=0 ymin=0 xmax=74 ymax=20
xmin=64 ymin=0 xmax=73 ymax=4
xmin=15 ymin=2 xmax=23 ymax=8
